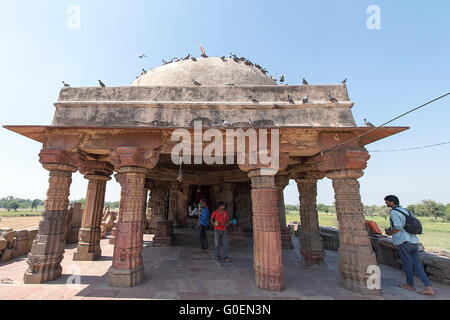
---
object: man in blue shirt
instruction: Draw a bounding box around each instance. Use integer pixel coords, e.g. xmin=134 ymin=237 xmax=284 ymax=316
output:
xmin=384 ymin=195 xmax=435 ymax=295
xmin=197 ymin=198 xmax=210 ymax=251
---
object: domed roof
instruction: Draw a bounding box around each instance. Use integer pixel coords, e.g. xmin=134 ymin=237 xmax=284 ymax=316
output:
xmin=131 ymin=57 xmax=276 ymax=86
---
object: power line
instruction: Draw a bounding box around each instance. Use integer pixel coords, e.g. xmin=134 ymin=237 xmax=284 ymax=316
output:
xmin=318 ymin=92 xmax=450 ymax=156
xmin=368 ymin=140 xmax=450 ymax=152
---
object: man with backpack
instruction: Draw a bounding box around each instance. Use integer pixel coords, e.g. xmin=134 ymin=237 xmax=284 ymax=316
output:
xmin=384 ymin=195 xmax=435 ymax=295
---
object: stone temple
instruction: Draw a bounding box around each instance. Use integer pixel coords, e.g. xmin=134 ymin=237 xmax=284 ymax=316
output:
xmin=4 ymin=56 xmax=407 ymax=294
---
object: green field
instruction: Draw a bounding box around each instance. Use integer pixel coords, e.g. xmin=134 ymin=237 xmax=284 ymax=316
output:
xmin=0 ymin=208 xmax=43 ymax=217
xmin=286 ymin=210 xmax=450 ymax=250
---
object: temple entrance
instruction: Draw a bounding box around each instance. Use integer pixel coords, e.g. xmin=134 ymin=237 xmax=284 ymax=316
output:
xmin=187 ymin=184 xmax=214 ymax=212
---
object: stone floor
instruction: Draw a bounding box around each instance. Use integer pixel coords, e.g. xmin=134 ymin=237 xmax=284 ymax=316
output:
xmin=0 ymin=229 xmax=448 ymax=300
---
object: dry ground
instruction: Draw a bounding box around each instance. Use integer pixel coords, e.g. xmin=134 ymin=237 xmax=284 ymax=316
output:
xmin=0 ymin=216 xmax=41 ymax=229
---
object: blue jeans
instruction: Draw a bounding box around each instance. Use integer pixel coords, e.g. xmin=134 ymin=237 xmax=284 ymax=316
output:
xmin=396 ymin=242 xmax=431 ymax=287
xmin=214 ymin=230 xmax=228 ymax=258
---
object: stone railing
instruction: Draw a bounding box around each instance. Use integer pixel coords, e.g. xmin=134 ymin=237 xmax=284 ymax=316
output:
xmin=0 ymin=228 xmax=38 ymax=262
xmin=287 ymin=221 xmax=450 ymax=285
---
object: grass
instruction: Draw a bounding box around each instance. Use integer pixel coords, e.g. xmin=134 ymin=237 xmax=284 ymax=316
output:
xmin=0 ymin=208 xmax=43 ymax=217
xmin=286 ymin=210 xmax=450 ymax=251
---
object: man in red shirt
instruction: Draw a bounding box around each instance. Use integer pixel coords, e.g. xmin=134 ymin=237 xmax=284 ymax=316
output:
xmin=210 ymin=201 xmax=230 ymax=262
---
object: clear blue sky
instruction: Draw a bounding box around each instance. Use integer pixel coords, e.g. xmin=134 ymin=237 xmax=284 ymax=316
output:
xmin=0 ymin=0 xmax=449 ymax=207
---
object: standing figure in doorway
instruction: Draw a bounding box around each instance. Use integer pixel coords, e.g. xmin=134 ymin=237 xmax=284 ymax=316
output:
xmin=197 ymin=198 xmax=210 ymax=251
xmin=210 ymin=201 xmax=230 ymax=262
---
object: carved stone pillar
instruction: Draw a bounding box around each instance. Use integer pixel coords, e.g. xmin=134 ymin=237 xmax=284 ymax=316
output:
xmin=275 ymin=175 xmax=289 ymax=228
xmin=275 ymin=175 xmax=293 ymax=249
xmin=167 ymin=182 xmax=178 ymax=226
xmin=108 ymin=147 xmax=159 ymax=287
xmin=328 ymin=170 xmax=379 ymax=295
xmin=248 ymin=169 xmax=285 ymax=291
xmin=295 ymin=174 xmax=325 ymax=265
xmin=315 ymin=148 xmax=380 ymax=295
xmin=23 ymin=150 xmax=79 ymax=284
xmin=73 ymin=161 xmax=113 ymax=261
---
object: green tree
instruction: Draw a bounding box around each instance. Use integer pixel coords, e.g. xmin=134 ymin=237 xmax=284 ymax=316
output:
xmin=416 ymin=200 xmax=446 ymax=221
xmin=31 ymin=199 xmax=40 ymax=211
xmin=6 ymin=201 xmax=19 ymax=212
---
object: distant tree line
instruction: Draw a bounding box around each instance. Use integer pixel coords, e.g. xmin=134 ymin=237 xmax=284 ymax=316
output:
xmin=73 ymin=198 xmax=120 ymax=210
xmin=0 ymin=196 xmax=44 ymax=212
xmin=286 ymin=200 xmax=450 ymax=222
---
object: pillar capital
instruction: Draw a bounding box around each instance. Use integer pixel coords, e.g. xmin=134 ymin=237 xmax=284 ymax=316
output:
xmin=79 ymin=160 xmax=114 ymax=177
xmin=313 ymin=149 xmax=369 ymax=173
xmin=39 ymin=149 xmax=81 ymax=172
xmin=275 ymin=175 xmax=289 ymax=189
xmin=110 ymin=147 xmax=159 ymax=171
xmin=238 ymin=152 xmax=289 ymax=175
xmin=326 ymin=169 xmax=364 ymax=180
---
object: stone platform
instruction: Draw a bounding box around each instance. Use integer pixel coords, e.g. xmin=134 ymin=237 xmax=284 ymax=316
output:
xmin=0 ymin=229 xmax=448 ymax=300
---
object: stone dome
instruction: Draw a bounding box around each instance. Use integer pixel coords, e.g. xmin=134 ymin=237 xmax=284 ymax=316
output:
xmin=131 ymin=57 xmax=276 ymax=86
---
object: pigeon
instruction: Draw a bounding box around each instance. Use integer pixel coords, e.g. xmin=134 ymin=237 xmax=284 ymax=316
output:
xmin=99 ymin=80 xmax=106 ymax=88
xmin=261 ymin=68 xmax=268 ymax=75
xmin=364 ymin=118 xmax=375 ymax=127
xmin=174 ymin=57 xmax=180 ymax=62
xmin=287 ymin=95 xmax=294 ymax=104
xmin=225 ymin=83 xmax=235 ymax=86
xmin=328 ymin=94 xmax=338 ymax=102
xmin=302 ymin=95 xmax=309 ymax=103
xmin=279 ymin=75 xmax=285 ymax=83
xmin=233 ymin=56 xmax=239 ymax=63
xmin=168 ymin=58 xmax=174 ymax=63
xmin=223 ymin=120 xmax=231 ymax=126
xmin=141 ymin=68 xmax=147 ymax=75
xmin=138 ymin=54 xmax=147 ymax=59
xmin=62 ymin=81 xmax=70 ymax=87
xmin=162 ymin=59 xmax=168 ymax=64
xmin=201 ymin=53 xmax=208 ymax=58
xmin=248 ymin=118 xmax=255 ymax=126
xmin=254 ymin=64 xmax=262 ymax=70
xmin=249 ymin=96 xmax=258 ymax=103
xmin=191 ymin=56 xmax=197 ymax=61
xmin=342 ymin=78 xmax=347 ymax=84
xmin=302 ymin=78 xmax=308 ymax=85
xmin=192 ymin=79 xmax=201 ymax=86
xmin=221 ymin=56 xmax=227 ymax=61
xmin=183 ymin=54 xmax=191 ymax=60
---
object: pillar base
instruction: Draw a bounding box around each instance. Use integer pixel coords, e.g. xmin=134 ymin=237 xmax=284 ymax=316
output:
xmin=23 ymin=265 xmax=62 ymax=284
xmin=108 ymin=266 xmax=145 ymax=287
xmin=255 ymin=273 xmax=285 ymax=291
xmin=73 ymin=246 xmax=101 ymax=261
xmin=300 ymin=250 xmax=325 ymax=266
xmin=340 ymin=277 xmax=381 ymax=296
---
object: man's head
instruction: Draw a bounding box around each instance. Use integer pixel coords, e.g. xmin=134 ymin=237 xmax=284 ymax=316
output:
xmin=199 ymin=198 xmax=206 ymax=206
xmin=384 ymin=195 xmax=399 ymax=208
xmin=218 ymin=201 xmax=225 ymax=210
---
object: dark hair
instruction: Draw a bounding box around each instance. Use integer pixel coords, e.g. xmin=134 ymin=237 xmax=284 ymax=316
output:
xmin=384 ymin=195 xmax=399 ymax=205
xmin=200 ymin=197 xmax=207 ymax=204
xmin=218 ymin=201 xmax=225 ymax=207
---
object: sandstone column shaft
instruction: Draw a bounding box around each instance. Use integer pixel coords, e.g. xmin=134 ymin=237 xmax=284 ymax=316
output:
xmin=329 ymin=170 xmax=380 ymax=295
xmin=24 ymin=163 xmax=77 ymax=284
xmin=73 ymin=174 xmax=110 ymax=261
xmin=296 ymin=178 xmax=325 ymax=265
xmin=250 ymin=173 xmax=285 ymax=291
xmin=167 ymin=182 xmax=178 ymax=225
xmin=109 ymin=167 xmax=147 ymax=287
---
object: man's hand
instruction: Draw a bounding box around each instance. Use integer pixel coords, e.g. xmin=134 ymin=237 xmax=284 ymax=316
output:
xmin=385 ymin=229 xmax=392 ymax=236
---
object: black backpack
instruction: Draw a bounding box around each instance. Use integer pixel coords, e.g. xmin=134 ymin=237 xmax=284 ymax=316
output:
xmin=390 ymin=207 xmax=423 ymax=235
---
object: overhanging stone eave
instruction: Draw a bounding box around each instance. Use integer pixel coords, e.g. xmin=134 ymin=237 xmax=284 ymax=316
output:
xmin=3 ymin=125 xmax=409 ymax=146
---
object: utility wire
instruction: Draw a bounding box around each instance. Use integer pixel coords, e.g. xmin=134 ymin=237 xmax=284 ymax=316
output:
xmin=368 ymin=140 xmax=450 ymax=152
xmin=317 ymin=92 xmax=450 ymax=156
